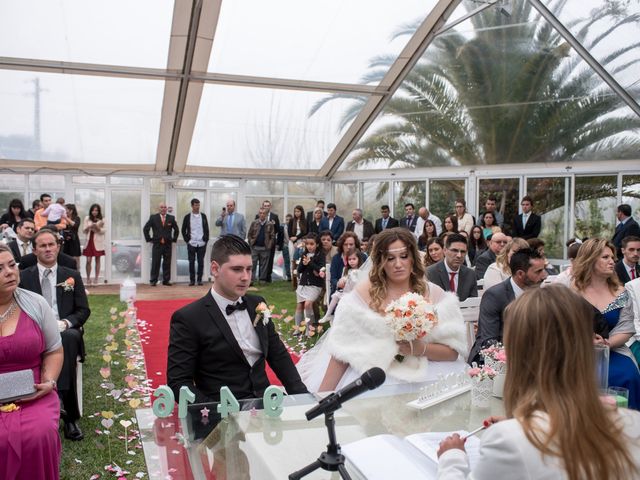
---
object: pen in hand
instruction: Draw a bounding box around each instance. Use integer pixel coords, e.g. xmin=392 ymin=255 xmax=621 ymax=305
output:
xmin=463 ymin=420 xmax=490 ymax=440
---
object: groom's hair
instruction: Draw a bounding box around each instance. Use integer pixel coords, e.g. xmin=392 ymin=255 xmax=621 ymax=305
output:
xmin=210 ymin=235 xmax=251 ymax=265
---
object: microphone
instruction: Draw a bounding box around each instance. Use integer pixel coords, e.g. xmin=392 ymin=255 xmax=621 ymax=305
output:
xmin=305 ymin=367 xmax=386 ymax=421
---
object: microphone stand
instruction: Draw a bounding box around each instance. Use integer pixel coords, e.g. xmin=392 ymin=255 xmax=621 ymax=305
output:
xmin=288 ymin=411 xmax=352 ymax=480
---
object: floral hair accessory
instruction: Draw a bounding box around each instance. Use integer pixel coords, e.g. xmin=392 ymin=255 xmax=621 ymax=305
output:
xmin=254 ymin=302 xmax=273 ymax=327
xmin=56 ymin=277 xmax=75 ymax=292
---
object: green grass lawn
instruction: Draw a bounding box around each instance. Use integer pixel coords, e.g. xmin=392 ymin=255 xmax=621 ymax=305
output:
xmin=61 ymin=281 xmax=327 ymax=478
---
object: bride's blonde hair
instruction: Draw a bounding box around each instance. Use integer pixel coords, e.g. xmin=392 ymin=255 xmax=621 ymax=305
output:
xmin=369 ymin=228 xmax=426 ymax=311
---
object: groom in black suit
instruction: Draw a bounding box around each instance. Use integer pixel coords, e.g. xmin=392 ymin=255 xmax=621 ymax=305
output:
xmin=167 ymin=235 xmax=308 ymax=403
xmin=20 ymin=228 xmax=90 ymax=440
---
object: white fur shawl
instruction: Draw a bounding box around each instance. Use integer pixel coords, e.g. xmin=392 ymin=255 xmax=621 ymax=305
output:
xmin=324 ymin=291 xmax=467 ymax=382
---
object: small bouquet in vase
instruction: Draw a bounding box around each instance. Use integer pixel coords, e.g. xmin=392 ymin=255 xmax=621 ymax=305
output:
xmin=384 ymin=292 xmax=438 ymax=362
xmin=480 ymin=342 xmax=506 ymax=374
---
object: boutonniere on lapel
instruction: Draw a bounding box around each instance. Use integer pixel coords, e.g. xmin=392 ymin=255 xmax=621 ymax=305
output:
xmin=56 ymin=277 xmax=75 ymax=292
xmin=253 ymin=302 xmax=273 ymax=327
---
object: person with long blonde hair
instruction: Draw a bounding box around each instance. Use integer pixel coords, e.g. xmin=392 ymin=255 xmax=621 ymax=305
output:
xmin=483 ymin=237 xmax=529 ymax=290
xmin=296 ymin=228 xmax=468 ymax=393
xmin=571 ymin=238 xmax=640 ymax=409
xmin=437 ymin=285 xmax=640 ymax=479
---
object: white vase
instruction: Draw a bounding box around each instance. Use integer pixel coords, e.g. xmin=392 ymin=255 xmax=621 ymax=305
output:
xmin=471 ymin=377 xmax=493 ymax=408
xmin=492 ymin=373 xmax=506 ymax=398
xmin=484 ymin=358 xmax=506 ymax=375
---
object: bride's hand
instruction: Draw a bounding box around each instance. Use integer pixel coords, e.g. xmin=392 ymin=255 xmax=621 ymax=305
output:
xmin=396 ymin=341 xmax=425 ymax=357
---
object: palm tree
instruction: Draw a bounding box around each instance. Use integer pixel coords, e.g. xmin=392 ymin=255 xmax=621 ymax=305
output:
xmin=311 ymin=0 xmax=640 ymax=170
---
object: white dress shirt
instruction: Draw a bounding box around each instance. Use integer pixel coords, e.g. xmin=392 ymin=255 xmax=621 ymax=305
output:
xmin=444 ymin=260 xmax=459 ymax=292
xmin=189 ymin=213 xmax=205 ymax=247
xmin=353 ymin=221 xmax=364 ymax=241
xmin=510 ymin=277 xmax=524 ymax=299
xmin=210 ymin=288 xmax=262 ymax=366
xmin=37 ymin=263 xmax=60 ymax=321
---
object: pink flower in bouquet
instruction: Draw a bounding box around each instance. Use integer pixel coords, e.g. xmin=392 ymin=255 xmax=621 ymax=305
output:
xmin=496 ymin=350 xmax=507 ymax=362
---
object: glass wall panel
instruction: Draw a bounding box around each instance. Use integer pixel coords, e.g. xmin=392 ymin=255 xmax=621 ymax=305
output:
xmin=393 ymin=181 xmax=425 ymax=218
xmin=429 ymin=180 xmax=465 ymax=220
xmin=622 ymin=175 xmax=640 ymax=223
xmin=208 ymin=0 xmax=438 ymax=84
xmin=574 ymin=176 xmax=617 ymax=239
xmin=525 ymin=177 xmax=569 ymax=259
xmin=29 ymin=175 xmax=65 ymax=192
xmin=0 ymin=0 xmax=172 ymax=69
xmin=477 ymin=178 xmax=519 ymax=234
xmin=111 ymin=190 xmax=141 ymax=281
xmin=209 ymin=180 xmax=239 ymax=189
xmin=333 ymin=183 xmax=358 ymax=219
xmin=175 ymin=179 xmax=206 ymax=188
xmin=287 ymin=181 xmax=325 ymax=197
xmin=0 ymin=70 xmax=165 ymax=165
xmin=0 ymin=193 xmax=24 ymax=217
xmin=0 ymin=174 xmax=25 ymax=188
xmin=110 ymin=177 xmax=143 ymax=186
xmin=285 ymin=199 xmax=317 ymax=221
xmin=361 ymin=182 xmax=389 ymax=223
xmin=210 ymin=191 xmax=238 ymax=239
xmin=188 ymin=84 xmax=367 ymax=170
xmin=72 ymin=176 xmax=106 ymax=184
xmin=246 ymin=180 xmax=285 ymax=196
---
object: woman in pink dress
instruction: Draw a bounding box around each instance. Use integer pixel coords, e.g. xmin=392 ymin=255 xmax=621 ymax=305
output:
xmin=0 ymin=243 xmax=63 ymax=479
xmin=82 ymin=203 xmax=106 ymax=286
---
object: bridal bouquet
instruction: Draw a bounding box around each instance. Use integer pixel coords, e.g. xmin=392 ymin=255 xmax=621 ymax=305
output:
xmin=384 ymin=292 xmax=438 ymax=361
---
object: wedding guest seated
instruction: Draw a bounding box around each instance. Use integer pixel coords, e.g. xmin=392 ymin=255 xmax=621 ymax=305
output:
xmin=550 ymin=240 xmax=581 ymax=287
xmin=417 ymin=219 xmax=438 ymax=251
xmin=423 ymin=237 xmax=444 ymax=268
xmin=167 ymin=235 xmax=308 ymax=403
xmin=0 ymin=198 xmax=32 ymax=233
xmin=7 ymin=219 xmax=36 ymax=263
xmin=483 ymin=238 xmax=529 ymax=290
xmin=297 ymin=228 xmax=467 ymax=393
xmin=468 ymin=225 xmax=487 ymax=267
xmin=426 ymin=233 xmax=478 ymax=301
xmin=437 ymin=285 xmax=640 ymax=479
xmin=0 ymin=243 xmax=64 ymax=479
xmin=17 ymin=227 xmax=77 ymax=271
xmin=474 ymin=232 xmax=508 ymax=280
xmin=527 ymin=237 xmax=558 ymax=275
xmin=468 ymin=248 xmax=548 ymax=364
xmin=571 ymin=238 xmax=640 ymax=410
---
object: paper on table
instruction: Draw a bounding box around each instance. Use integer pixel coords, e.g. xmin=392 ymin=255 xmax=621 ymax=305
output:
xmin=343 ymin=430 xmax=481 ymax=480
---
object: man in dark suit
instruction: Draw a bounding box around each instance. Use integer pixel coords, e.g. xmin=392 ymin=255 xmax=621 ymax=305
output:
xmin=345 ymin=208 xmax=375 ymax=242
xmin=374 ymin=205 xmax=399 ymax=234
xmin=181 ymin=198 xmax=209 ymax=286
xmin=468 ymin=248 xmax=547 ymax=364
xmin=616 ymin=236 xmax=640 ymax=284
xmin=613 ymin=204 xmax=640 ymax=259
xmin=20 ymin=229 xmax=90 ymax=440
xmin=256 ymin=200 xmax=281 ymax=283
xmin=426 ymin=233 xmax=477 ymax=301
xmin=399 ymin=203 xmax=418 ymax=233
xmin=512 ymin=195 xmax=541 ymax=239
xmin=167 ymin=235 xmax=308 ymax=403
xmin=326 ymin=203 xmax=345 ymax=243
xmin=7 ymin=218 xmax=36 ymax=262
xmin=474 ymin=232 xmax=508 ymax=279
xmin=143 ymin=202 xmax=179 ymax=286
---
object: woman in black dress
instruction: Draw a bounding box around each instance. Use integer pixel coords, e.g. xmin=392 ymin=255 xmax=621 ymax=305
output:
xmin=62 ymin=203 xmax=81 ymax=269
xmin=0 ymin=198 xmax=31 ymax=234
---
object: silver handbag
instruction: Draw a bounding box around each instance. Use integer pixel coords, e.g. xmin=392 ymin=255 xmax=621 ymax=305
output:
xmin=0 ymin=369 xmax=36 ymax=403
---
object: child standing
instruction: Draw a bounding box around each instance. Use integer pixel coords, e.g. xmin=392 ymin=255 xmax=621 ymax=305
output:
xmin=294 ymin=233 xmax=326 ymax=332
xmin=321 ymin=251 xmax=364 ymax=323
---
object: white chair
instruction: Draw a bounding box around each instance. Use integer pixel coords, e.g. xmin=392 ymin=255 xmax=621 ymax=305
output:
xmin=76 ymin=356 xmax=83 ymax=416
xmin=324 ymin=263 xmax=331 ymax=307
xmin=459 ymin=297 xmax=481 ymax=355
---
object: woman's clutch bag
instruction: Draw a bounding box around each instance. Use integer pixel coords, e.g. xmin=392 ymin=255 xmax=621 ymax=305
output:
xmin=0 ymin=369 xmax=36 ymax=403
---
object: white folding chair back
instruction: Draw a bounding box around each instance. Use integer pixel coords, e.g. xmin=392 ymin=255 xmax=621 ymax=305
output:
xmin=325 ymin=263 xmax=331 ymax=306
xmin=459 ymin=297 xmax=481 ymax=356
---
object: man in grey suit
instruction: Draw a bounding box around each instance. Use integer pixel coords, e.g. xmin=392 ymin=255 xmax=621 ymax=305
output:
xmin=474 ymin=232 xmax=508 ymax=279
xmin=468 ymin=248 xmax=547 ymax=364
xmin=216 ymin=199 xmax=246 ymax=239
xmin=426 ymin=233 xmax=477 ymax=301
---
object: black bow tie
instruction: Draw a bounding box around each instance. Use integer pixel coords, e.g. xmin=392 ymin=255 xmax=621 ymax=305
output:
xmin=226 ymin=300 xmax=247 ymax=316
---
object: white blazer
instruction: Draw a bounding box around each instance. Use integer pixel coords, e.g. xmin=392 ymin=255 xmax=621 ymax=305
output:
xmin=437 ymin=409 xmax=640 ymax=479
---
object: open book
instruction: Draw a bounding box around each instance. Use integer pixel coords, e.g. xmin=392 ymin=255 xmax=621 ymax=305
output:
xmin=342 ymin=431 xmax=480 ymax=479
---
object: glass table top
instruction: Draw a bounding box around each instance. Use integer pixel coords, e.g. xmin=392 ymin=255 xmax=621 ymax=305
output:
xmin=137 ymin=382 xmax=504 ymax=479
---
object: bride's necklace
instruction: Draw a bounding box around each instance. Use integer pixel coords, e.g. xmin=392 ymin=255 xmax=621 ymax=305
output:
xmin=0 ymin=300 xmax=17 ymax=323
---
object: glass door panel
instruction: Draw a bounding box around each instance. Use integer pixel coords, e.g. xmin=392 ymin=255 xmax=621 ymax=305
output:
xmin=525 ymin=177 xmax=569 ymax=259
xmin=111 ymin=189 xmax=142 ymax=282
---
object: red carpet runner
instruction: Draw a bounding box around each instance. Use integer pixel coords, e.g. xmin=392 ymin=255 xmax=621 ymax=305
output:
xmin=135 ymin=298 xmax=299 ymax=390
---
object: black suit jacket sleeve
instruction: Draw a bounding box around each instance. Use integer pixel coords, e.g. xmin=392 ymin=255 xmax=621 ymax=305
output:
xmin=58 ymin=267 xmax=90 ymax=328
xmin=181 ymin=214 xmax=190 ymax=243
xmin=530 ymin=214 xmax=541 ymax=238
xmin=167 ymin=307 xmax=209 ymax=402
xmin=265 ymin=321 xmax=308 ymax=395
xmin=474 ymin=251 xmax=494 ymax=279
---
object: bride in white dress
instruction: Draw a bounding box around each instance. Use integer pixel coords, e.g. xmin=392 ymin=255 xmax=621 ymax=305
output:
xmin=297 ymin=228 xmax=468 ymax=393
